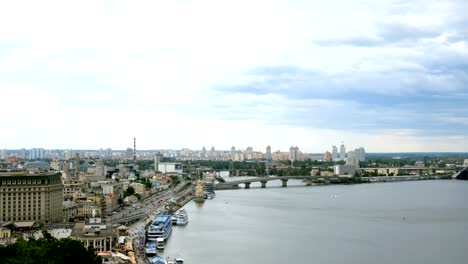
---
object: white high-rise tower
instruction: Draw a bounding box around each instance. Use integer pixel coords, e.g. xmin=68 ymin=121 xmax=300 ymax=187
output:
xmin=332 ymin=146 xmax=338 ymax=161
xmin=339 ymin=143 xmax=346 ymax=160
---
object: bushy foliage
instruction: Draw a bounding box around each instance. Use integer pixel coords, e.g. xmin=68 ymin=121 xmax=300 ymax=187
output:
xmin=0 ymin=231 xmax=101 ymax=264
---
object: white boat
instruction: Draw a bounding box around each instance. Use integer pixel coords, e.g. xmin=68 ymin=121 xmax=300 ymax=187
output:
xmin=166 ymin=257 xmax=184 ymax=264
xmin=147 ymin=215 xmax=173 ymax=241
xmin=156 ymin=237 xmax=165 ymax=250
xmin=147 ymin=255 xmax=167 ymax=264
xmin=175 ymin=210 xmax=188 ymax=226
xmin=171 ymin=215 xmax=178 ymax=225
xmin=145 ymin=241 xmax=157 ymax=256
xmin=206 ymin=192 xmax=215 ymax=199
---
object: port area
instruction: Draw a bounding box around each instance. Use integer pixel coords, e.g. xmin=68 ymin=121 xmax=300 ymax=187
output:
xmin=123 ymin=182 xmax=193 ymax=264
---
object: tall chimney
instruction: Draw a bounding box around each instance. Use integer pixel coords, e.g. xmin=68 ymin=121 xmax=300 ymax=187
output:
xmin=75 ymin=153 xmax=80 ymax=178
xmin=134 ymin=137 xmax=136 ymax=164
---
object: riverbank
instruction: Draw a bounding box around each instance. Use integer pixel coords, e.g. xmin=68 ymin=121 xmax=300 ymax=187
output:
xmin=362 ymin=174 xmax=452 ymax=183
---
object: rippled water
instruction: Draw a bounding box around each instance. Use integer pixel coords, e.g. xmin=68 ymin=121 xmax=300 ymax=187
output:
xmin=163 ymin=180 xmax=468 ymax=264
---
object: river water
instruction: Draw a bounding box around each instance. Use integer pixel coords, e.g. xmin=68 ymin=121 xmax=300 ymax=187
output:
xmin=163 ymin=180 xmax=468 ymax=264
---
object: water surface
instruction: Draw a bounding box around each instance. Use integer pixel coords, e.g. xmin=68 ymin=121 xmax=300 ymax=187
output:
xmin=164 ymin=180 xmax=468 ymax=264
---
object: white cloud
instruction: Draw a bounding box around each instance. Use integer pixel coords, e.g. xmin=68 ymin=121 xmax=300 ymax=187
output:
xmin=0 ymin=0 xmax=467 ymax=151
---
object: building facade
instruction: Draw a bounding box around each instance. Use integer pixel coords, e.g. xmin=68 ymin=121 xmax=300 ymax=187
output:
xmin=156 ymin=162 xmax=183 ymax=174
xmin=334 ymin=165 xmax=356 ymax=176
xmin=0 ymin=172 xmax=63 ymax=223
xmin=289 ymin=146 xmax=300 ymax=162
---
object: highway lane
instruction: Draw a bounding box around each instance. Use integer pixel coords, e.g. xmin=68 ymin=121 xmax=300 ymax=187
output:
xmin=110 ymin=182 xmax=193 ymax=224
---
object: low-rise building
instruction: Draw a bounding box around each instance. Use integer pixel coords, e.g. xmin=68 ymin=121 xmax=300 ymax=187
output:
xmin=101 ymin=181 xmax=123 ymax=210
xmin=70 ymin=215 xmax=114 ymax=252
xmin=321 ymin=171 xmax=335 ymax=177
xmin=76 ymin=201 xmax=101 ymax=220
xmin=0 ymin=226 xmax=11 ymax=238
xmin=310 ymin=169 xmax=320 ymax=176
xmin=123 ymin=195 xmax=138 ymax=205
xmin=130 ymin=182 xmax=146 ymax=196
xmin=334 ymin=165 xmax=356 ymax=176
xmin=63 ymin=180 xmax=85 ymax=198
xmin=156 ymin=162 xmax=183 ymax=174
xmin=63 ymin=201 xmax=78 ymax=222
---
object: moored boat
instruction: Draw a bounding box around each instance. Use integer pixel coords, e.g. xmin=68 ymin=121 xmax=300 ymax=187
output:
xmin=175 ymin=209 xmax=188 ymax=226
xmin=146 ymin=255 xmax=167 ymax=264
xmin=156 ymin=237 xmax=165 ymax=250
xmin=147 ymin=215 xmax=172 ymax=241
xmin=145 ymin=241 xmax=157 ymax=256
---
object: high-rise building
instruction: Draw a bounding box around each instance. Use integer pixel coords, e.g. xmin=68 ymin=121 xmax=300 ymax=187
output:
xmin=105 ymin=148 xmax=113 ymax=158
xmin=0 ymin=172 xmax=64 ymax=223
xmin=19 ymin=148 xmax=26 ymax=159
xmin=347 ymin=147 xmax=366 ymax=165
xmin=64 ymin=149 xmax=73 ymax=160
xmin=356 ymin=147 xmax=366 ymax=161
xmin=230 ymin=146 xmax=236 ymax=160
xmin=125 ymin=148 xmax=133 ymax=161
xmin=29 ymin=148 xmax=44 ymax=160
xmin=346 ymin=154 xmax=360 ymax=168
xmin=209 ymin=147 xmax=216 ymax=160
xmin=289 ymin=146 xmax=300 ymax=162
xmin=332 ymin=146 xmax=338 ymax=161
xmin=266 ymin=145 xmax=272 ymax=160
xmin=153 ymin=153 xmax=163 ymax=173
xmin=201 ymin=147 xmax=207 ymax=160
xmin=339 ymin=144 xmax=346 ymax=161
xmin=0 ymin=149 xmax=6 ymax=159
xmin=324 ymin=151 xmax=332 ymax=162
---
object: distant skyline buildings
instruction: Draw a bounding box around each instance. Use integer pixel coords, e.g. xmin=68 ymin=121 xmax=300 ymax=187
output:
xmin=329 ymin=143 xmax=366 ymax=163
xmin=29 ymin=148 xmax=44 ymax=160
xmin=6 ymin=143 xmax=468 ymax=163
xmin=0 ymin=145 xmax=320 ymax=162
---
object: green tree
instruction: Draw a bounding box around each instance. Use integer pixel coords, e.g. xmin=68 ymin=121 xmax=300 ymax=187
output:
xmin=0 ymin=231 xmax=101 ymax=264
xmin=144 ymin=179 xmax=153 ymax=189
xmin=170 ymin=175 xmax=180 ymax=186
xmin=124 ymin=186 xmax=135 ymax=197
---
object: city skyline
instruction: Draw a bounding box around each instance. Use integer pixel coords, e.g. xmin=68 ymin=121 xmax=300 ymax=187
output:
xmin=1 ymin=0 xmax=468 ymax=152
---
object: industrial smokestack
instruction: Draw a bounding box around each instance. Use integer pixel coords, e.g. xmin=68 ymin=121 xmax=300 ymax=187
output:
xmin=134 ymin=137 xmax=136 ymax=164
xmin=75 ymin=153 xmax=80 ymax=178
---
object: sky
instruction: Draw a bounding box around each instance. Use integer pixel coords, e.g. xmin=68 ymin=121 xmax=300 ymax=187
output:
xmin=0 ymin=0 xmax=467 ymax=152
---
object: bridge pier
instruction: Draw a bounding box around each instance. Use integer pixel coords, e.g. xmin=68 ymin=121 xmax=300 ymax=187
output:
xmin=244 ymin=182 xmax=251 ymax=189
xmin=281 ymin=179 xmax=288 ymax=187
xmin=260 ymin=181 xmax=267 ymax=188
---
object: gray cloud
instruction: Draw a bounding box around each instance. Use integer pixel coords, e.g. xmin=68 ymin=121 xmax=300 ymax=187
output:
xmin=314 ymin=22 xmax=442 ymax=47
xmin=377 ymin=22 xmax=441 ymax=43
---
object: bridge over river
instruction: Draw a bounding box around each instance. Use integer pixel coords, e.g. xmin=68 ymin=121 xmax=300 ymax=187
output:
xmin=452 ymin=166 xmax=468 ymax=180
xmin=215 ymin=175 xmax=346 ymax=189
xmin=215 ymin=168 xmax=466 ymax=190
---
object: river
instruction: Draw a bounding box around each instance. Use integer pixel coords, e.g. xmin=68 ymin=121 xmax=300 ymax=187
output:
xmin=162 ymin=180 xmax=468 ymax=264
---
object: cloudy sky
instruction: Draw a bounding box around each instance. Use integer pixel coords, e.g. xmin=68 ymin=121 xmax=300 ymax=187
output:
xmin=1 ymin=0 xmax=467 ymax=152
